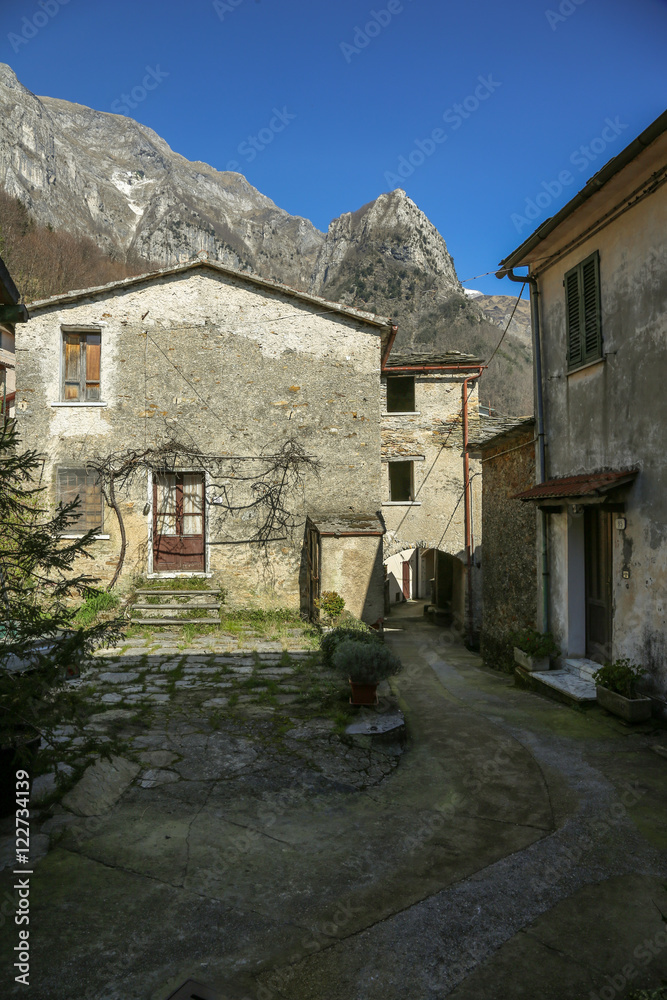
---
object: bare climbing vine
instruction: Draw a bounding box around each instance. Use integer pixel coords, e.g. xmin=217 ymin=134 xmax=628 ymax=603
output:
xmin=84 ymin=437 xmax=320 ymax=590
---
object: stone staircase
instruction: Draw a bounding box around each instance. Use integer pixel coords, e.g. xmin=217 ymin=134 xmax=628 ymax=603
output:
xmin=517 ymin=657 xmax=599 ymax=707
xmin=130 ymin=589 xmax=223 ymax=627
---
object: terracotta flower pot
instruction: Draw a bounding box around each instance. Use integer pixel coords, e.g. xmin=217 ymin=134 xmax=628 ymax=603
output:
xmin=349 ymin=679 xmax=378 ymax=706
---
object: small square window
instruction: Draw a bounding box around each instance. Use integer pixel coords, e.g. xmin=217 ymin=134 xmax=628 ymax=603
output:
xmin=389 ymin=461 xmax=413 ymax=501
xmin=61 ymin=330 xmax=101 ymax=401
xmin=386 ymin=376 xmax=415 ymax=412
xmin=57 ymin=468 xmax=104 ymax=533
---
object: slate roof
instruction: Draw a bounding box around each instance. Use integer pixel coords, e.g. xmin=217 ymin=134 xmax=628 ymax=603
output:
xmin=384 ymin=351 xmax=484 ymax=369
xmin=0 ymin=255 xmax=20 ymax=306
xmin=514 ymin=469 xmax=637 ymax=501
xmin=470 ymin=414 xmax=534 ymax=450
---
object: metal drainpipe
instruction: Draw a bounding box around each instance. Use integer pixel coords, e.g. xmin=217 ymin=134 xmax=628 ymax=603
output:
xmin=462 ymin=369 xmax=483 ymax=646
xmin=496 ymin=267 xmax=549 ymax=630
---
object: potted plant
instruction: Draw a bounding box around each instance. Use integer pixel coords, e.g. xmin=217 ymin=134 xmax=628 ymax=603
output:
xmin=511 ymin=627 xmax=560 ymax=672
xmin=320 ymin=621 xmax=381 ymax=668
xmin=0 ymin=422 xmax=123 ymax=816
xmin=593 ymin=658 xmax=652 ymax=723
xmin=331 ymin=638 xmax=402 ymax=705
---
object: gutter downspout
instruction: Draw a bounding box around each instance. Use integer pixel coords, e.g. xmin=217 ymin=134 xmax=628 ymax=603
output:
xmin=462 ymin=369 xmax=483 ymax=646
xmin=496 ymin=267 xmax=549 ymax=631
xmin=381 ymin=324 xmax=399 ymax=369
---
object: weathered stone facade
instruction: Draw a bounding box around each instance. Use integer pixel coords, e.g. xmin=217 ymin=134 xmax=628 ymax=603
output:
xmin=380 ymin=359 xmax=483 ymax=635
xmin=500 ymin=113 xmax=667 ymax=714
xmin=17 ymin=261 xmax=391 ymax=623
xmin=476 ymin=419 xmax=536 ymax=671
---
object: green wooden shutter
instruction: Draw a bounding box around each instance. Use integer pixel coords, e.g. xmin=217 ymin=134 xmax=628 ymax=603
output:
xmin=582 ymin=252 xmax=601 ymax=362
xmin=565 ymin=268 xmax=582 ymax=368
xmin=565 ymin=251 xmax=601 ymax=369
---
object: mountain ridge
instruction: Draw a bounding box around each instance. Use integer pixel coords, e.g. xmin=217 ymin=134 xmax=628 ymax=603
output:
xmin=0 ymin=62 xmax=533 ymax=414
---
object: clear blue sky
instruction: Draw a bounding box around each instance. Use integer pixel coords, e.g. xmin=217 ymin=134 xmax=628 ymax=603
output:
xmin=3 ymin=0 xmax=666 ymax=294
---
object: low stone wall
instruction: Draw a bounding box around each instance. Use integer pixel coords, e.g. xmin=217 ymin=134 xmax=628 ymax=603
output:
xmin=479 ymin=420 xmax=537 ymax=671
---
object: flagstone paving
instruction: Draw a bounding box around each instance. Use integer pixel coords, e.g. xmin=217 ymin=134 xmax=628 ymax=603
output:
xmin=1 ymin=617 xmax=666 ymax=999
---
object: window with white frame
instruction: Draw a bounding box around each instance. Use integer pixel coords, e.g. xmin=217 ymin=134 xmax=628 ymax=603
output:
xmin=61 ymin=329 xmax=101 ymax=401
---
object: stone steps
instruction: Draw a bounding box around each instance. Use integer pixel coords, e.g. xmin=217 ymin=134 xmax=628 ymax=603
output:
xmin=129 ymin=618 xmax=220 ymax=626
xmin=565 ymin=657 xmax=600 ymax=682
xmin=516 ymin=658 xmax=598 ymax=708
xmin=130 ymin=589 xmax=221 ymax=626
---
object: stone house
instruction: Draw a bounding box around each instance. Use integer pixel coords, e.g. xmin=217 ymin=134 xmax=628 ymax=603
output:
xmin=16 ymin=259 xmax=393 ymax=623
xmin=498 ymin=110 xmax=667 ymax=714
xmin=469 ymin=417 xmax=536 ymax=671
xmin=380 ymin=350 xmax=484 ymax=639
xmin=0 ymin=254 xmax=28 ymax=418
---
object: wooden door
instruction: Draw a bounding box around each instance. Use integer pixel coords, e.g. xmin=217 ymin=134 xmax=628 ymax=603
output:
xmin=307 ymin=527 xmax=320 ymax=619
xmin=402 ymin=561 xmax=411 ymax=600
xmin=153 ymin=472 xmax=205 ymax=572
xmin=585 ymin=508 xmax=612 ymax=662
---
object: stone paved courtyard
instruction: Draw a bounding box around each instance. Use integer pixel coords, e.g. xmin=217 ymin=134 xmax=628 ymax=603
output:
xmin=1 ymin=616 xmax=666 ymax=1000
xmin=0 ymin=621 xmax=404 ymax=879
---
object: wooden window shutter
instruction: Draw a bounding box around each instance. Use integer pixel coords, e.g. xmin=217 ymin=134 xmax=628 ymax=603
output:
xmin=63 ymin=335 xmax=82 ymax=400
xmin=85 ymin=334 xmax=101 ymax=400
xmin=565 ymin=251 xmax=601 ymax=370
xmin=582 ymin=252 xmax=601 ymax=362
xmin=565 ymin=269 xmax=582 ymax=368
xmin=57 ymin=467 xmax=104 ymax=533
xmin=61 ymin=330 xmax=102 ymax=401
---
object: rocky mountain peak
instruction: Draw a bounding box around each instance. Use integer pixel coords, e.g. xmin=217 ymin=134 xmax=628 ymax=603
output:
xmin=312 ymin=188 xmax=461 ymax=293
xmin=0 ymin=64 xmax=533 ymax=414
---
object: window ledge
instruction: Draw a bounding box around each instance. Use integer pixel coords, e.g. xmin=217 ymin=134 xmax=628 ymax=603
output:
xmin=567 ymin=357 xmax=605 ymax=376
xmin=382 ymin=411 xmax=421 ymax=417
xmin=51 ymin=401 xmax=108 ymax=407
xmin=382 ymin=501 xmax=422 ymax=506
xmin=60 ymin=534 xmax=110 ymax=540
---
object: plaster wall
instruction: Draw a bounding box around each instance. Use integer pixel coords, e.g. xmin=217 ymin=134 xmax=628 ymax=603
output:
xmin=319 ymin=534 xmax=384 ymax=624
xmin=1 ymin=326 xmax=14 ymax=396
xmin=537 ymin=181 xmax=667 ymax=708
xmin=16 ymin=268 xmax=385 ymax=611
xmin=381 ymin=373 xmax=482 ymax=631
xmin=385 ymin=548 xmax=417 ymax=603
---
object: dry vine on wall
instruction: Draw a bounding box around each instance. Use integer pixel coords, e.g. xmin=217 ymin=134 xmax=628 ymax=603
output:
xmin=84 ymin=437 xmax=320 ymax=590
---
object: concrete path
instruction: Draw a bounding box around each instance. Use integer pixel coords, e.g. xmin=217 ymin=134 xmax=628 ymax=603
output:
xmin=1 ymin=616 xmax=666 ymax=999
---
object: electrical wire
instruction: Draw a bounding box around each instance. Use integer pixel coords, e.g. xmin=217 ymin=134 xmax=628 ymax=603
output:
xmin=483 ymin=282 xmax=527 ymax=369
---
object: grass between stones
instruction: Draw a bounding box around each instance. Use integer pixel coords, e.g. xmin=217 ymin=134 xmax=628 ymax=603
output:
xmin=34 ymin=608 xmax=357 ymax=816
